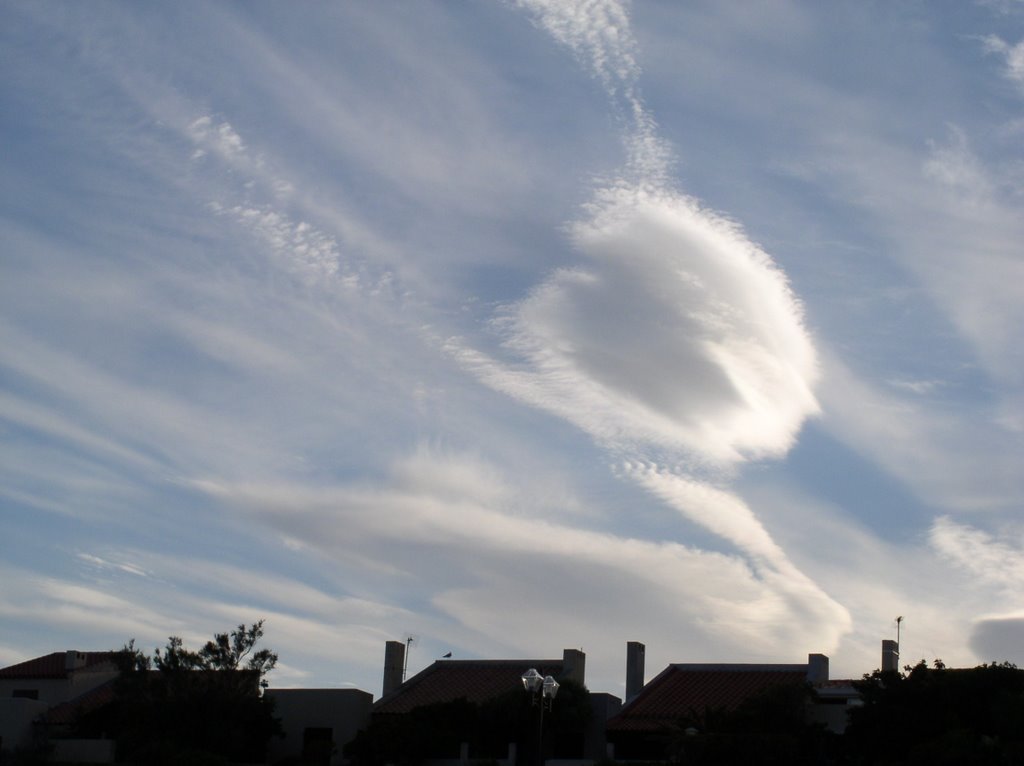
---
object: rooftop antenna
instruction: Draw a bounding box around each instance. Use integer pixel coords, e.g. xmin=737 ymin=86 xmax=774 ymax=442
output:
xmin=403 ymin=635 xmax=416 ymax=682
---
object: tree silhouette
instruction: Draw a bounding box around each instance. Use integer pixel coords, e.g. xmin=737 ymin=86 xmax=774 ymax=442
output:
xmin=844 ymin=660 xmax=1024 ymax=765
xmin=113 ymin=621 xmax=281 ymax=765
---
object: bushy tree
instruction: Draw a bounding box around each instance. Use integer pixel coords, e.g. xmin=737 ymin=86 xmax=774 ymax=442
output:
xmin=844 ymin=660 xmax=1024 ymax=765
xmin=114 ymin=621 xmax=281 ymax=765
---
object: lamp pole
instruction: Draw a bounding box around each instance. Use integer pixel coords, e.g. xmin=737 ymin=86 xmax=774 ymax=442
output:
xmin=521 ymin=668 xmax=559 ymax=766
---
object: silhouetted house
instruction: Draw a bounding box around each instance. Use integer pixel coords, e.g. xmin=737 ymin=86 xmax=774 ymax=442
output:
xmin=606 ymin=653 xmax=849 ymax=760
xmin=367 ymin=644 xmax=617 ymax=762
xmin=375 ymin=657 xmax=572 ymax=714
xmin=811 ymin=678 xmax=861 ymax=732
xmin=265 ymin=688 xmax=373 ymax=766
xmin=0 ymin=650 xmax=119 ymax=762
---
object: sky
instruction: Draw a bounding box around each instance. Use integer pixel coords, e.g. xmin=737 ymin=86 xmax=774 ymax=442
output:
xmin=2 ymin=0 xmax=1024 ymax=698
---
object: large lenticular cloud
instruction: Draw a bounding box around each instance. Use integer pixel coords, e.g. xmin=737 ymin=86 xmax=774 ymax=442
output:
xmin=469 ymin=185 xmax=819 ymax=464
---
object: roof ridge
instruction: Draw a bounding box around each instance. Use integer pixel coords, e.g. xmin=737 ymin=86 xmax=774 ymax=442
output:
xmin=0 ymin=651 xmax=118 ymax=679
xmin=670 ymin=663 xmax=808 ymax=672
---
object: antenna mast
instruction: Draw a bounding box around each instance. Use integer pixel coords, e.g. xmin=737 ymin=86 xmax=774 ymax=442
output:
xmin=403 ymin=635 xmax=415 ymax=681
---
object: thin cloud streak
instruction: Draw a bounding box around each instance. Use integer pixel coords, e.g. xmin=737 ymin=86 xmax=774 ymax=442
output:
xmin=193 ymin=445 xmax=850 ymax=670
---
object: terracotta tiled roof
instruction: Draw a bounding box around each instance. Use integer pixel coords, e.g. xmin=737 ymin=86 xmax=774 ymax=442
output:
xmin=607 ymin=664 xmax=809 ymax=733
xmin=0 ymin=652 xmax=117 ymax=680
xmin=375 ymin=659 xmax=564 ymax=714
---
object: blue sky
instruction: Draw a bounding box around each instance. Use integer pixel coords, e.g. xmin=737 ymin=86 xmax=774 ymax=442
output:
xmin=3 ymin=0 xmax=1024 ymax=696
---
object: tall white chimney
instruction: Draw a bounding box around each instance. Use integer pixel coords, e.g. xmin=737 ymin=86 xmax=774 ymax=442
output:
xmin=807 ymin=653 xmax=829 ymax=684
xmin=382 ymin=640 xmax=405 ymax=697
xmin=561 ymin=648 xmax=586 ymax=685
xmin=881 ymin=639 xmax=899 ymax=673
xmin=625 ymin=641 xmax=645 ymax=702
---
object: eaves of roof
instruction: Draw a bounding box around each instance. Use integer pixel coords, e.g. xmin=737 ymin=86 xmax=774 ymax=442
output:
xmin=42 ymin=680 xmax=118 ymax=725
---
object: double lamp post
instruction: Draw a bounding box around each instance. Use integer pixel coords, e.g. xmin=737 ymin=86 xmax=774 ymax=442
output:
xmin=521 ymin=668 xmax=559 ymax=766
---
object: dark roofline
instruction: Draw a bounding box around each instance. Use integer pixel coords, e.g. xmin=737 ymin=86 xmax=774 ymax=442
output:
xmin=669 ymin=663 xmax=809 ymax=673
xmin=0 ymin=652 xmax=117 ymax=680
xmin=376 ymin=657 xmax=563 ymax=704
xmin=374 ymin=657 xmax=565 ymax=712
xmin=611 ymin=661 xmax=814 ymax=721
xmin=420 ymin=659 xmax=562 ymax=667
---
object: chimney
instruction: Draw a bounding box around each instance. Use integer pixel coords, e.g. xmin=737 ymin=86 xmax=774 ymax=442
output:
xmin=561 ymin=648 xmax=585 ymax=686
xmin=881 ymin=639 xmax=899 ymax=673
xmin=382 ymin=640 xmax=405 ymax=697
xmin=65 ymin=651 xmax=87 ymax=672
xmin=807 ymin=653 xmax=829 ymax=684
xmin=625 ymin=641 xmax=645 ymax=701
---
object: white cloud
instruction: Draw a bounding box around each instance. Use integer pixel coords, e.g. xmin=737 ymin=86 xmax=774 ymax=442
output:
xmin=865 ymin=129 xmax=1024 ymax=404
xmin=454 ymin=186 xmax=819 ymax=466
xmin=929 ymin=516 xmax=1024 ymax=664
xmin=767 ymin=117 xmax=1024 ymax=509
xmin=886 ymin=378 xmax=944 ymax=395
xmin=969 ymin=615 xmax=1024 ymax=664
xmin=819 ymin=355 xmax=1024 ymax=513
xmin=185 ymin=117 xmax=360 ymax=287
xmin=516 ymin=0 xmax=671 ymax=184
xmin=193 ymin=446 xmax=850 ymax=688
xmin=188 ymin=116 xmax=247 ymax=161
xmin=923 ymin=126 xmax=994 ymax=201
xmin=76 ymin=553 xmax=150 ymax=578
xmin=625 ymin=462 xmax=786 ymax=563
xmin=930 ymin=516 xmax=1024 ymax=591
xmin=983 ymin=35 xmax=1024 ymax=87
xmin=212 ymin=203 xmax=345 ymax=284
xmin=515 ymin=0 xmax=640 ymax=95
xmin=0 ymin=568 xmax=187 ymax=646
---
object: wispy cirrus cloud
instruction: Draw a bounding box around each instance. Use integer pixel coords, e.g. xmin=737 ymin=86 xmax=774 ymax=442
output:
xmin=193 ymin=445 xmax=850 ymax=679
xmin=929 ymin=516 xmax=1024 ymax=664
xmin=187 ymin=115 xmax=360 ymax=287
xmin=983 ymin=35 xmax=1024 ymax=87
xmin=930 ymin=516 xmax=1024 ymax=591
xmin=516 ymin=0 xmax=670 ymax=183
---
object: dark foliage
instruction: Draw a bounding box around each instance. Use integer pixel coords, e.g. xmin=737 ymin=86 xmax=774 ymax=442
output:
xmin=844 ymin=660 xmax=1024 ymax=765
xmin=344 ymin=678 xmax=592 ymax=766
xmin=112 ymin=621 xmax=282 ymax=765
xmin=665 ymin=682 xmax=834 ymax=765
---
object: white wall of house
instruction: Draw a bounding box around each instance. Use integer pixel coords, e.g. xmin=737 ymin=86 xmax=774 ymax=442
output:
xmin=0 ymin=697 xmax=49 ymax=750
xmin=0 ymin=669 xmax=118 ymax=708
xmin=0 ymin=659 xmax=118 ymax=756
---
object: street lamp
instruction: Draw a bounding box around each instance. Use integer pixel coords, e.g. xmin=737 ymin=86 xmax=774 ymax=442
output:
xmin=521 ymin=669 xmax=558 ymax=766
